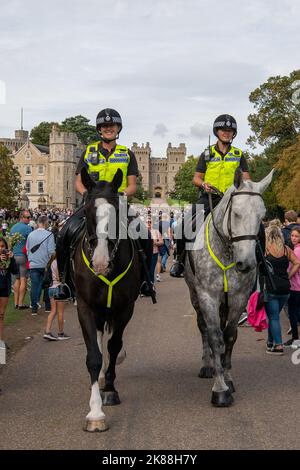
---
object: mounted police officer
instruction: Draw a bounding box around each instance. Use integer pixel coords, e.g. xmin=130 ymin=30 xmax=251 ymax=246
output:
xmin=170 ymin=114 xmax=251 ymax=278
xmin=54 ymin=108 xmax=140 ymax=300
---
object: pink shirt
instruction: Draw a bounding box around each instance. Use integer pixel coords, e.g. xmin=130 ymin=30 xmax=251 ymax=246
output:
xmin=289 ymin=244 xmax=300 ymax=291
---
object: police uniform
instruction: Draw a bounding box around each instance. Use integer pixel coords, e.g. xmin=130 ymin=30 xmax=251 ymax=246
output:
xmin=195 ymin=143 xmax=249 ymax=218
xmin=55 ymin=142 xmax=138 ymax=297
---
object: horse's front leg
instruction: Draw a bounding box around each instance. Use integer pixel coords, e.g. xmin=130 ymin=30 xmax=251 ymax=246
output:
xmin=222 ymin=320 xmax=238 ymax=394
xmin=197 ymin=292 xmax=234 ymax=407
xmin=101 ymin=306 xmax=133 ymax=406
xmin=77 ymin=301 xmax=108 ymax=432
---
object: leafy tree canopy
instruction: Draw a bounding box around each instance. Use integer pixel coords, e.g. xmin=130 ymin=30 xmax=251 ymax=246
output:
xmin=170 ymin=156 xmax=198 ymax=203
xmin=60 ymin=115 xmax=97 ymax=145
xmin=247 ymin=69 xmax=300 ymax=149
xmin=30 ymin=121 xmax=58 ymax=146
xmin=0 ymin=145 xmax=21 ymax=208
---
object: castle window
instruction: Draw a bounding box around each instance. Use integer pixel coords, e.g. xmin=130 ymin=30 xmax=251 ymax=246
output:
xmin=176 ymin=158 xmax=178 ymax=162
xmin=139 ymin=157 xmax=141 ymax=161
xmin=173 ymin=166 xmax=174 ymax=171
xmin=37 ymin=165 xmax=44 ymax=175
xmin=24 ymin=181 xmax=31 ymax=193
xmin=165 ymin=176 xmax=167 ymax=183
xmin=38 ymin=181 xmax=44 ymax=193
xmin=25 ymin=151 xmax=31 ymax=160
xmin=142 ymin=166 xmax=144 ymax=170
xmin=157 ymin=175 xmax=160 ymax=183
xmin=25 ymin=165 xmax=32 ymax=175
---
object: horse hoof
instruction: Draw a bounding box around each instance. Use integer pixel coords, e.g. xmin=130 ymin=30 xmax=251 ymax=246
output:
xmin=101 ymin=390 xmax=121 ymax=406
xmin=226 ymin=381 xmax=236 ymax=394
xmin=198 ymin=367 xmax=215 ymax=378
xmin=211 ymin=390 xmax=234 ymax=407
xmin=84 ymin=419 xmax=109 ymax=432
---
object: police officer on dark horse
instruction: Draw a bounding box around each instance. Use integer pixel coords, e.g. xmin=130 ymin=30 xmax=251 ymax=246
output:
xmin=55 ymin=108 xmax=153 ymax=301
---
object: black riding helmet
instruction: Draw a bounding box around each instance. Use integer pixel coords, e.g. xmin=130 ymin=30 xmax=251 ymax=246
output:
xmin=96 ymin=108 xmax=123 ymax=142
xmin=213 ymin=114 xmax=237 ymax=139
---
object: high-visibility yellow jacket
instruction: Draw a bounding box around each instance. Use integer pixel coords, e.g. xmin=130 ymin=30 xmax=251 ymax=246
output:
xmin=83 ymin=142 xmax=130 ymax=192
xmin=204 ymin=145 xmax=242 ymax=193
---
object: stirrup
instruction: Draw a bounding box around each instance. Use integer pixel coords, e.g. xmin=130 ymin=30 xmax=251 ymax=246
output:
xmin=54 ymin=284 xmax=72 ymax=301
xmin=170 ymin=261 xmax=185 ymax=278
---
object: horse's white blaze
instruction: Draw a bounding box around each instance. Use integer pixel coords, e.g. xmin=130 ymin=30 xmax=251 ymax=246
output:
xmin=86 ymin=382 xmax=105 ymax=421
xmin=92 ymin=198 xmax=113 ymax=274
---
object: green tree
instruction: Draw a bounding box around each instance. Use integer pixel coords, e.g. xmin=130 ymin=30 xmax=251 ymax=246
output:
xmin=170 ymin=156 xmax=198 ymax=203
xmin=274 ymin=136 xmax=300 ymax=210
xmin=0 ymin=145 xmax=21 ymax=208
xmin=61 ymin=115 xmax=97 ymax=145
xmin=30 ymin=121 xmax=59 ymax=146
xmin=247 ymin=69 xmax=300 ymax=150
xmin=132 ymin=172 xmax=149 ymax=202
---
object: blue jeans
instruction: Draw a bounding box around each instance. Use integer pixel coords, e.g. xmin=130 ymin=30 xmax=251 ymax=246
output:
xmin=150 ymin=253 xmax=158 ymax=283
xmin=265 ymin=292 xmax=289 ymax=345
xmin=29 ymin=268 xmax=45 ymax=311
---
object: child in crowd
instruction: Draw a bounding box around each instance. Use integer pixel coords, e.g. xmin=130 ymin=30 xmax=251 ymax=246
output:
xmin=285 ymin=228 xmax=300 ymax=349
xmin=43 ymin=254 xmax=70 ymax=341
xmin=0 ymin=237 xmax=18 ymax=341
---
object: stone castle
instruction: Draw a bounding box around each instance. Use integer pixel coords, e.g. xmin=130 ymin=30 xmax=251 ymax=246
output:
xmin=0 ymin=128 xmax=186 ymax=209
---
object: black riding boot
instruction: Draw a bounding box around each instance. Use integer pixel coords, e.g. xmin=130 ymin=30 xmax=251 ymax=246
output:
xmin=54 ymin=207 xmax=85 ymax=301
xmin=170 ymin=235 xmax=186 ymax=277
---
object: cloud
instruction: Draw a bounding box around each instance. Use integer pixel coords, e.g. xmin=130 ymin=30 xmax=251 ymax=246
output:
xmin=1 ymin=0 xmax=300 ymax=158
xmin=190 ymin=123 xmax=210 ymax=140
xmin=153 ymin=123 xmax=168 ymax=138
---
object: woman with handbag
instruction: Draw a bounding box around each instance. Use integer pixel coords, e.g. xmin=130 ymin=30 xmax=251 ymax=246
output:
xmin=264 ymin=226 xmax=300 ymax=355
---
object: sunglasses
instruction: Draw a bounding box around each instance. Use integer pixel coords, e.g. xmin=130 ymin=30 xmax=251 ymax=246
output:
xmin=23 ymin=216 xmax=31 ymax=219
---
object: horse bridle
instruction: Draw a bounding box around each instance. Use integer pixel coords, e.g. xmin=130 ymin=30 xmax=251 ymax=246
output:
xmin=209 ymin=190 xmax=264 ymax=250
xmin=83 ymin=196 xmax=122 ymax=269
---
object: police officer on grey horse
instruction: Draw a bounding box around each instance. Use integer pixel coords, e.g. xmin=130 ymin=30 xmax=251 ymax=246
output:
xmin=55 ymin=108 xmax=152 ymax=301
xmin=170 ymin=114 xmax=251 ymax=278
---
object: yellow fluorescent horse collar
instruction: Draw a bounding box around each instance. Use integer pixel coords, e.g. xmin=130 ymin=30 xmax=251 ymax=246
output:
xmin=81 ymin=243 xmax=133 ymax=308
xmin=206 ymin=214 xmax=235 ymax=293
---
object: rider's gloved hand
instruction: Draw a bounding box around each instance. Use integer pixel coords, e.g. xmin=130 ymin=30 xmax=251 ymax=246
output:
xmin=201 ymin=182 xmax=213 ymax=193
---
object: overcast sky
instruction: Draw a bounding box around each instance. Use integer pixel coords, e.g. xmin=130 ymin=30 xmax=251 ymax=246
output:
xmin=0 ymin=0 xmax=299 ymax=157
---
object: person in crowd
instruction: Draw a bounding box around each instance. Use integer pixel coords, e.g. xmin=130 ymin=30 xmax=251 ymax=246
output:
xmin=43 ymin=254 xmax=70 ymax=341
xmin=0 ymin=237 xmax=18 ymax=341
xmin=282 ymin=210 xmax=300 ymax=248
xmin=156 ymin=212 xmax=172 ymax=281
xmin=285 ymin=227 xmax=300 ymax=349
xmin=264 ymin=225 xmax=300 ymax=355
xmin=26 ymin=216 xmax=55 ymax=315
xmin=10 ymin=210 xmax=33 ymax=309
xmin=147 ymin=218 xmax=163 ymax=288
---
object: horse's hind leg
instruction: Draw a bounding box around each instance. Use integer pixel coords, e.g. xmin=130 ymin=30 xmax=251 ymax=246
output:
xmin=196 ymin=313 xmax=215 ymax=379
xmin=77 ymin=302 xmax=108 ymax=432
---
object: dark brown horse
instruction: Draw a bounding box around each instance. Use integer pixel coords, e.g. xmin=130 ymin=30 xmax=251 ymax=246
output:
xmin=74 ymin=168 xmax=142 ymax=432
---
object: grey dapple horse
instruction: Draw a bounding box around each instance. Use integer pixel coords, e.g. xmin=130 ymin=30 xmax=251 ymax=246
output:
xmin=185 ymin=170 xmax=274 ymax=407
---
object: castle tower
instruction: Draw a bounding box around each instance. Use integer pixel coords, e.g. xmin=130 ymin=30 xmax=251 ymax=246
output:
xmin=131 ymin=142 xmax=151 ymax=191
xmin=166 ymin=143 xmax=186 ymax=193
xmin=48 ymin=125 xmax=79 ymax=208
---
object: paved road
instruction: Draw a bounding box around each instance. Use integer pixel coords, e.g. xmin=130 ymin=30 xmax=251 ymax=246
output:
xmin=1 ymin=273 xmax=300 ymax=450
